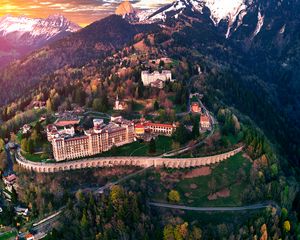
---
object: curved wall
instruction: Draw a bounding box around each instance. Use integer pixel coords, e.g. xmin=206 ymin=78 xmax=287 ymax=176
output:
xmin=16 ymin=146 xmax=243 ymax=173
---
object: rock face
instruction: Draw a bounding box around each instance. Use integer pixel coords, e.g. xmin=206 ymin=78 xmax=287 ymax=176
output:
xmin=115 ymin=0 xmax=136 ymax=17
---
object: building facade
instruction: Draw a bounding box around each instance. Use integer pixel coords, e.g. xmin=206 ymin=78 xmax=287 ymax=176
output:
xmin=141 ymin=70 xmax=172 ymax=88
xmin=200 ymin=115 xmax=211 ymax=130
xmin=190 ymin=102 xmax=201 ymax=113
xmin=51 ymin=121 xmax=135 ymax=161
xmin=135 ymin=121 xmax=176 ymax=137
xmin=113 ymin=95 xmax=127 ymax=111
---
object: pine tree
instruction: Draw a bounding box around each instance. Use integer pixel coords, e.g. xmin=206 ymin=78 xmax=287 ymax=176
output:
xmin=148 ymin=138 xmax=156 ymax=154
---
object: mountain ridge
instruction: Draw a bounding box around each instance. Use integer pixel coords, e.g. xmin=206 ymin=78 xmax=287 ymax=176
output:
xmin=0 ymin=14 xmax=81 ymax=68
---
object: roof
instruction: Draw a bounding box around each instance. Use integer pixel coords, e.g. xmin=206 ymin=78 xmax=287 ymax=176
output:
xmin=144 ymin=122 xmax=175 ymax=128
xmin=4 ymin=174 xmax=17 ymax=182
xmin=46 ymin=124 xmax=57 ymax=132
xmin=25 ymin=233 xmax=34 ymax=238
xmin=55 ymin=119 xmax=80 ymax=127
xmin=135 ymin=123 xmax=145 ymax=129
xmin=200 ymin=115 xmax=210 ymax=123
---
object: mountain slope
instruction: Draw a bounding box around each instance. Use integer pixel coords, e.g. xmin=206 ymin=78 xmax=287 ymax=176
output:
xmin=0 ymin=14 xmax=81 ymax=68
xmin=0 ymin=15 xmax=154 ymax=105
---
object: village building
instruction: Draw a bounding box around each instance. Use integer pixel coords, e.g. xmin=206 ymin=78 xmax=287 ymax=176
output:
xmin=22 ymin=124 xmax=31 ymax=134
xmin=113 ymin=95 xmax=127 ymax=111
xmin=3 ymin=174 xmax=17 ymax=186
xmin=141 ymin=70 xmax=172 ymax=88
xmin=200 ymin=115 xmax=211 ymax=130
xmin=50 ymin=118 xmax=135 ymax=161
xmin=190 ymin=102 xmax=201 ymax=113
xmin=25 ymin=233 xmax=35 ymax=240
xmin=32 ymin=101 xmax=46 ymax=110
xmin=134 ymin=121 xmax=176 ymax=137
xmin=54 ymin=118 xmax=80 ymax=128
xmin=39 ymin=115 xmax=46 ymax=122
xmin=46 ymin=124 xmax=76 ymax=142
xmin=150 ymin=79 xmax=165 ymax=89
xmin=134 ymin=123 xmax=145 ymax=135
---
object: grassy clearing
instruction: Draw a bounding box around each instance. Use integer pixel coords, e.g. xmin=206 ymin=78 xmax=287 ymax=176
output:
xmin=91 ymin=136 xmax=173 ymax=157
xmin=176 ymin=153 xmax=251 ymax=206
xmin=22 ymin=152 xmax=45 ymax=162
xmin=150 ymin=153 xmax=252 ymax=207
xmin=0 ymin=231 xmax=17 ymax=240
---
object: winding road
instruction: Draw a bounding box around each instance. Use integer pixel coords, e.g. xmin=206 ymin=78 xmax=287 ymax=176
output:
xmin=148 ymin=201 xmax=279 ymax=212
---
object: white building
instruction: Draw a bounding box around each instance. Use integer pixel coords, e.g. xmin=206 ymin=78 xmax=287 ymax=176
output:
xmin=141 ymin=70 xmax=172 ymax=88
xmin=113 ymin=95 xmax=127 ymax=111
xmin=22 ymin=124 xmax=31 ymax=134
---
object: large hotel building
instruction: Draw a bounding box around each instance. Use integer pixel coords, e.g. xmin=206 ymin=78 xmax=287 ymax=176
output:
xmin=48 ymin=119 xmax=135 ymax=161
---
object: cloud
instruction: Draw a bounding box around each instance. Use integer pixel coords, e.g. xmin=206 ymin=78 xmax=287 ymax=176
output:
xmin=0 ymin=0 xmax=173 ymax=26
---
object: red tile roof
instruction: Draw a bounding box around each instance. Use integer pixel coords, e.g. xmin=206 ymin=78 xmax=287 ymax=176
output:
xmin=135 ymin=123 xmax=145 ymax=129
xmin=55 ymin=120 xmax=80 ymax=127
xmin=200 ymin=115 xmax=210 ymax=123
xmin=144 ymin=122 xmax=175 ymax=128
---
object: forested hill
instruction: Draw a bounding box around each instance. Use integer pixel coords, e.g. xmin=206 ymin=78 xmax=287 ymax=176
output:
xmin=0 ymin=15 xmax=155 ymax=106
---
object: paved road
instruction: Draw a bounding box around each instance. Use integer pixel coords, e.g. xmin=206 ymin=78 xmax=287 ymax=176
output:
xmin=148 ymin=201 xmax=279 ymax=212
xmin=162 ymin=96 xmax=216 ymax=157
xmin=18 ymin=209 xmax=64 ymax=239
xmin=4 ymin=143 xmax=14 ymax=174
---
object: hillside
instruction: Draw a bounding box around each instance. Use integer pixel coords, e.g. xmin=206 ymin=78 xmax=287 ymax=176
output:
xmin=0 ymin=15 xmax=154 ymax=105
xmin=0 ymin=0 xmax=299 ymax=162
xmin=0 ymin=14 xmax=81 ymax=68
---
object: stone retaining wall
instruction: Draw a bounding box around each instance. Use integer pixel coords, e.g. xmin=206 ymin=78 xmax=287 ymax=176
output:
xmin=16 ymin=146 xmax=243 ymax=173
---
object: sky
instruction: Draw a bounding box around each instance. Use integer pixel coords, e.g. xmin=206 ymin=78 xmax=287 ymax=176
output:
xmin=0 ymin=0 xmax=173 ymax=27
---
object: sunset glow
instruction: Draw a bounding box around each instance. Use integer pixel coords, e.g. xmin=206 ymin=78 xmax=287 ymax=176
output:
xmin=0 ymin=0 xmax=173 ymax=26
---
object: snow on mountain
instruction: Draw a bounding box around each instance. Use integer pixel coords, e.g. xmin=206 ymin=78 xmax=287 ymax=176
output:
xmin=204 ymin=0 xmax=247 ymax=25
xmin=136 ymin=0 xmax=251 ymax=38
xmin=0 ymin=14 xmax=81 ymax=47
xmin=138 ymin=0 xmax=246 ymax=24
xmin=251 ymin=11 xmax=264 ymax=39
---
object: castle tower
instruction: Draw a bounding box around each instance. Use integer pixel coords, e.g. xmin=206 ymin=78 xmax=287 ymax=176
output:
xmin=115 ymin=95 xmax=119 ymax=110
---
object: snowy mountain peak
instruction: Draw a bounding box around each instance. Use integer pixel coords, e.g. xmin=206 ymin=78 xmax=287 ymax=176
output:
xmin=139 ymin=0 xmax=247 ymax=26
xmin=0 ymin=14 xmax=81 ymax=46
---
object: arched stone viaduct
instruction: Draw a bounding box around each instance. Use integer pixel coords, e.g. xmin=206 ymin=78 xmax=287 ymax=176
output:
xmin=16 ymin=146 xmax=243 ymax=173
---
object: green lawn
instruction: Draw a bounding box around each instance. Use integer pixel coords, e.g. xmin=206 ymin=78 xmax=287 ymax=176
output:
xmin=151 ymin=153 xmax=252 ymax=207
xmin=97 ymin=136 xmax=173 ymax=157
xmin=0 ymin=231 xmax=17 ymax=240
xmin=22 ymin=152 xmax=46 ymax=162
